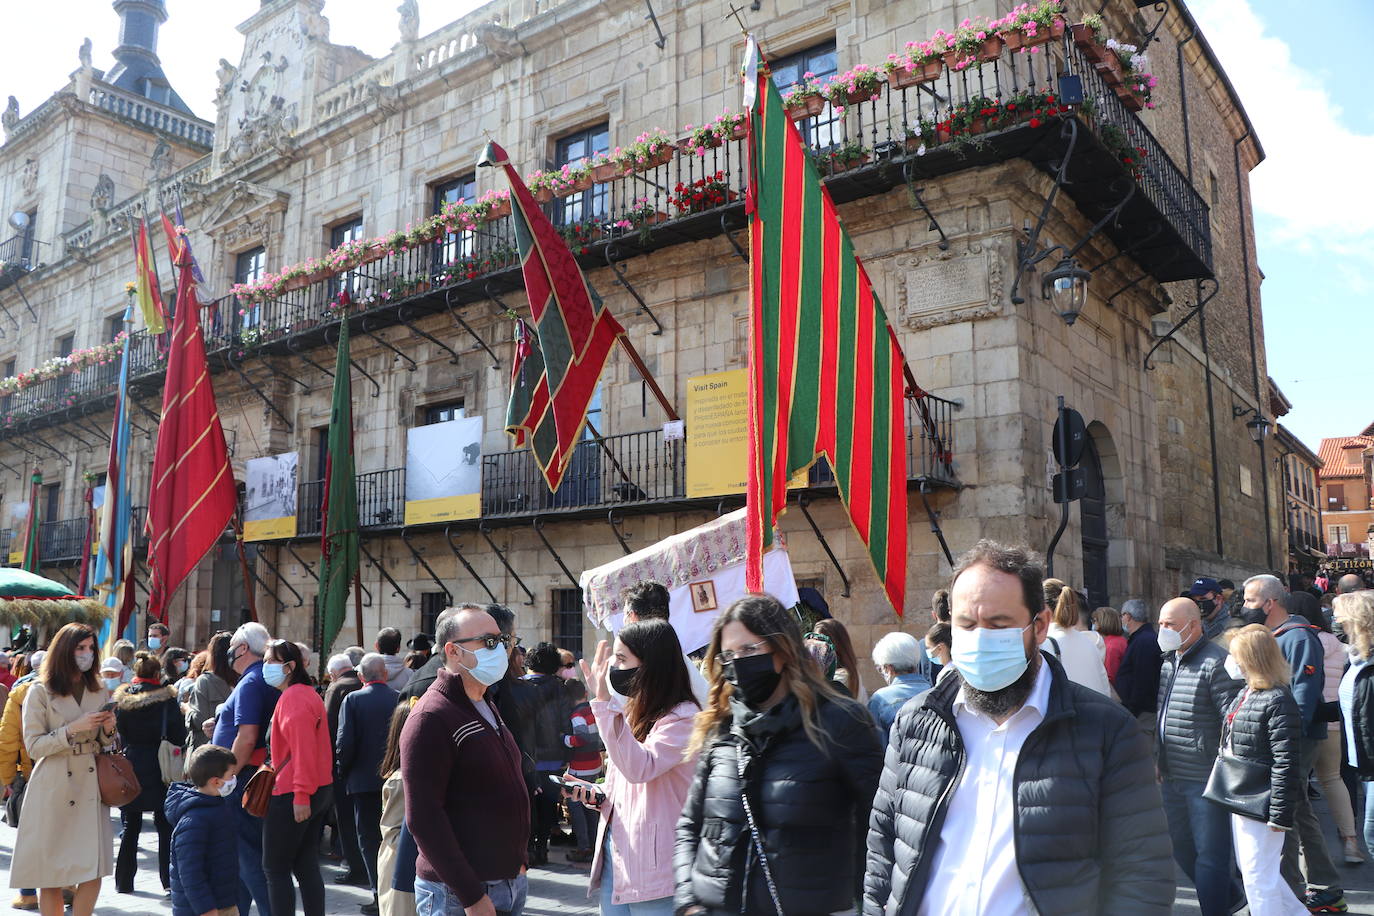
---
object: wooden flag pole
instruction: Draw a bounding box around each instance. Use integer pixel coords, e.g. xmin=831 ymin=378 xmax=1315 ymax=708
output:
xmin=616 ymin=336 xmax=679 ymax=421
xmin=230 ymin=511 xmax=259 ymax=622
xmin=353 ymin=569 xmax=364 ymax=651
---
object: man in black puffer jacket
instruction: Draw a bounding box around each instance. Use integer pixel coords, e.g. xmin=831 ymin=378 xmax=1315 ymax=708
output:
xmin=1155 ymin=596 xmax=1244 ymax=916
xmin=864 ymin=540 xmax=1174 ymax=916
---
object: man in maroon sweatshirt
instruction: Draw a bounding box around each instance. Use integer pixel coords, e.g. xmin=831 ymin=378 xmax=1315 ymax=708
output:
xmin=402 ymin=606 xmax=530 ymax=916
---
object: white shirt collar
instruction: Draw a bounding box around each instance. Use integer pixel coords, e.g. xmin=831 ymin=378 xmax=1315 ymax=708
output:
xmin=951 ymin=653 xmax=1053 ymax=726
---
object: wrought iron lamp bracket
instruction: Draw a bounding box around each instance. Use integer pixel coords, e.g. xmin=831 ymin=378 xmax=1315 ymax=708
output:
xmin=902 ymin=160 xmax=950 ymax=251
xmin=604 ymin=246 xmax=664 ymax=335
xmin=360 ymin=315 xmax=419 ymax=372
xmin=479 ymin=521 xmax=534 ymax=604
xmin=400 ymin=527 xmax=451 ymax=603
xmin=444 ymin=524 xmax=498 ymax=603
xmin=1143 ymin=276 xmax=1218 ymax=371
xmin=796 ymin=492 xmax=851 ymax=598
xmin=533 ymin=516 xmax=580 ymax=589
xmin=1010 ymin=119 xmax=1079 ymax=305
xmin=398 ymin=304 xmax=462 ymax=364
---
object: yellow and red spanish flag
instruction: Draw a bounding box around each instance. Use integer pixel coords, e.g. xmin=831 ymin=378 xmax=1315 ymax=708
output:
xmin=480 ymin=140 xmax=626 ymax=491
xmin=131 ymin=218 xmax=167 ymax=334
xmin=743 ymin=38 xmax=913 ymax=616
xmin=144 ymin=241 xmax=237 ymax=622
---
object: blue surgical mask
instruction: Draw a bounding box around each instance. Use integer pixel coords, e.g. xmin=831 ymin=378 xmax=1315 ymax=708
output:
xmin=148 ymin=637 xmax=162 ymax=650
xmin=458 ymin=645 xmax=508 ymax=687
xmin=102 ymin=677 xmax=122 ymax=691
xmin=925 ymin=646 xmax=942 ymax=665
xmin=262 ymin=663 xmax=287 ymax=688
xmin=950 ymin=623 xmax=1033 ymax=692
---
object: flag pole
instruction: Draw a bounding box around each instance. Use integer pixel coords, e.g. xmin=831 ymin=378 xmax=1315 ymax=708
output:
xmin=353 ymin=569 xmax=364 ymax=651
xmin=230 ymin=511 xmax=259 ymax=622
xmin=615 ymin=336 xmax=679 ymax=421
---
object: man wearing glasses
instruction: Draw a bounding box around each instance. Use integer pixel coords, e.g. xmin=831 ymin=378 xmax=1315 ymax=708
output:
xmin=213 ymin=621 xmax=279 ymax=916
xmin=402 ymin=605 xmax=530 ymax=916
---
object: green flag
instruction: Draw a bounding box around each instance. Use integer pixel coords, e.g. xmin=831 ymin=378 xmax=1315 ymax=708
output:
xmin=318 ymin=320 xmax=358 ymax=656
xmin=20 ymin=472 xmax=41 ymax=573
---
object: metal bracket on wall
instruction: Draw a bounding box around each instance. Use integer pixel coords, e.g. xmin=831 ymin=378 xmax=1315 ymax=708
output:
xmin=1089 ymin=220 xmax=1164 ymax=282
xmin=604 ymin=246 xmax=664 ymax=335
xmin=361 ymin=540 xmax=412 ymax=607
xmin=258 ymin=355 xmax=309 ymax=393
xmin=131 ymin=396 xmax=161 ymax=428
xmin=532 ymin=517 xmax=580 ymax=589
xmin=642 ymin=0 xmax=667 ymax=49
xmin=2 ymin=434 xmax=42 ymax=464
xmin=1144 ymin=277 xmax=1218 ymax=371
xmin=286 ymin=335 xmax=334 ymax=379
xmin=285 ymin=543 xmax=317 ymax=581
xmin=1010 ymin=119 xmax=1080 ymax=305
xmin=17 ymin=428 xmax=71 ymax=465
xmin=721 ymin=212 xmax=748 ymax=263
xmin=0 ymin=290 xmax=17 ymax=332
xmin=1139 ymin=1 xmax=1172 ymax=46
xmin=797 ymin=493 xmax=850 ymax=598
xmin=56 ymin=417 xmax=96 ymax=450
xmin=324 ymin=325 xmax=381 ymax=397
xmin=444 ymin=524 xmax=498 ymax=603
xmin=607 ymin=509 xmax=633 ymax=556
xmin=716 ymin=498 xmax=740 ymax=517
xmin=401 ymin=528 xmax=451 ymax=603
xmin=9 ymin=275 xmax=38 ymax=322
xmin=253 ymin=546 xmax=303 ymax=609
xmin=361 ymin=315 xmax=419 ymax=372
xmin=902 ymin=161 xmax=950 ymax=250
xmin=919 ymin=480 xmax=955 ymax=566
xmin=223 ymin=348 xmax=293 ymax=430
xmin=479 ymin=522 xmax=534 ymax=605
xmin=398 ymin=305 xmax=462 ymax=364
xmin=446 ymin=288 xmax=498 ymax=371
xmin=75 ymin=404 xmax=112 ymax=444
xmin=0 ymin=456 xmax=21 ymax=480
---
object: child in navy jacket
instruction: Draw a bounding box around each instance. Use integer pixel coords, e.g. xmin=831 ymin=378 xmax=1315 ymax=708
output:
xmin=165 ymin=745 xmax=239 ymax=916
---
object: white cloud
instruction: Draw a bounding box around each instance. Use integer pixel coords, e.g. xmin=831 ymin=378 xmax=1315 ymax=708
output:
xmin=1189 ymin=0 xmax=1374 ymax=269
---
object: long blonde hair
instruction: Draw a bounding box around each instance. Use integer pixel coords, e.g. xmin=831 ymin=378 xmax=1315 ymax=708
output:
xmin=688 ymin=594 xmax=845 ymax=756
xmin=1228 ymin=624 xmax=1291 ymax=690
xmin=1334 ymin=591 xmax=1374 ymax=661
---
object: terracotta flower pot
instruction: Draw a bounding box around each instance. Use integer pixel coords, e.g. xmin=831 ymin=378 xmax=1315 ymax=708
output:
xmin=591 ymin=161 xmax=622 ymax=183
xmin=1072 ymin=24 xmax=1105 ymax=61
xmin=482 ymin=199 xmax=512 ymax=221
xmin=1116 ymin=84 xmax=1145 ymax=112
xmin=978 ymin=36 xmax=1004 ymax=62
xmin=1002 ymin=30 xmax=1024 ymax=51
xmin=1096 ymin=49 xmax=1124 ymax=87
xmin=554 ymin=175 xmax=594 ymax=198
xmin=841 ymin=84 xmax=881 ymax=106
xmin=628 ymin=146 xmax=674 ymax=172
xmin=785 ymin=94 xmax=827 ymax=120
xmin=1022 ymin=17 xmax=1066 ymax=48
xmin=936 ymin=125 xmax=953 ymax=144
xmin=533 ymin=187 xmax=554 ymax=204
xmin=729 ymin=120 xmax=748 ymax=139
xmin=826 ymin=154 xmax=870 ymax=174
xmin=634 ymin=211 xmax=670 ymax=227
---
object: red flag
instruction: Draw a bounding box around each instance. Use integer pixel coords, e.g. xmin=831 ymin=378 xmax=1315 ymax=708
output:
xmin=144 ymin=245 xmax=238 ymax=622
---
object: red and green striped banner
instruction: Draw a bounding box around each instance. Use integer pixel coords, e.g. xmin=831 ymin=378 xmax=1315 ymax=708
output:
xmin=744 ymin=41 xmax=911 ymax=616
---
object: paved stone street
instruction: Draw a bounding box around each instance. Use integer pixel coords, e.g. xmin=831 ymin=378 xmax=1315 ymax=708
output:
xmin=0 ymin=800 xmax=1371 ymax=914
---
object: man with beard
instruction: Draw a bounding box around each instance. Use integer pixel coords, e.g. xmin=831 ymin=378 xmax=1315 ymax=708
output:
xmin=1242 ymin=574 xmax=1348 ymax=913
xmin=864 ymin=539 xmax=1173 ymax=915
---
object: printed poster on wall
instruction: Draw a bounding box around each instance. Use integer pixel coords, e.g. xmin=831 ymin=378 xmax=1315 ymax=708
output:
xmin=243 ymin=452 xmax=299 ymax=541
xmin=684 ymin=369 xmax=807 ymax=499
xmin=405 ymin=415 xmax=482 ymax=525
xmin=6 ymin=502 xmax=28 ymax=565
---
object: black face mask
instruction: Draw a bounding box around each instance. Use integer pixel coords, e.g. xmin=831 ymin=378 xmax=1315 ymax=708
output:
xmin=607 ymin=665 xmax=640 ymax=697
xmin=1238 ymin=604 xmax=1268 ymax=627
xmin=723 ymin=653 xmax=782 ymax=709
xmin=1333 ymin=617 xmax=1350 ymax=644
xmin=1198 ymin=599 xmax=1216 ymax=615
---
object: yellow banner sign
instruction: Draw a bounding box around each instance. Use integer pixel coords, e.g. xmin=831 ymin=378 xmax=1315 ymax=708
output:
xmin=686 ymin=369 xmax=807 ymax=499
xmin=243 ymin=516 xmax=297 ymax=542
xmin=404 ymin=493 xmax=481 ymax=526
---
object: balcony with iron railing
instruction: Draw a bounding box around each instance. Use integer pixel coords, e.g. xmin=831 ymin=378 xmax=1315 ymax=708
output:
xmin=0 ymin=234 xmax=37 ymax=293
xmin=0 ymin=34 xmax=1193 ymax=439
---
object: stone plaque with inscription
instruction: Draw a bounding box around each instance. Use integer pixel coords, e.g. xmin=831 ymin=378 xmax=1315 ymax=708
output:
xmin=894 ymin=247 xmax=1004 ymax=330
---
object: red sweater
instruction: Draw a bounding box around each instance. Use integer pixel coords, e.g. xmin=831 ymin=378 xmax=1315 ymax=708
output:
xmin=269 ymin=683 xmax=333 ymax=805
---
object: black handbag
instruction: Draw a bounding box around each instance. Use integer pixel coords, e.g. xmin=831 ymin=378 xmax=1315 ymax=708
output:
xmin=3 ymin=773 xmax=25 ymax=827
xmin=1202 ymin=751 xmax=1271 ymax=820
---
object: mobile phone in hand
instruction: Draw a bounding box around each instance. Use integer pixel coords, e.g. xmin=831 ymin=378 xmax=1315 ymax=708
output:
xmin=99 ymin=701 xmax=116 ymax=713
xmin=551 ymin=774 xmax=605 ymax=805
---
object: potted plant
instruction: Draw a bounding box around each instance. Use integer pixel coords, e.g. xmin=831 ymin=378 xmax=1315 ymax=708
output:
xmin=813 ymin=139 xmax=869 ymax=173
xmin=590 ymin=152 xmax=622 ymax=183
xmin=669 ymin=170 xmax=736 ymax=214
xmin=936 ymin=18 xmax=1003 ymax=72
xmin=781 ymin=72 xmax=827 ymax=120
xmin=1071 ymin=13 xmax=1108 ymax=62
xmin=825 ymin=65 xmax=883 ymax=109
xmin=1098 ymin=39 xmax=1135 ymax=87
xmin=884 ymin=41 xmax=944 ymax=88
xmin=613 ymin=130 xmax=675 ymax=173
xmin=999 ymin=0 xmax=1066 ymax=50
xmin=1115 ymin=46 xmax=1158 ymax=111
xmin=473 ymin=189 xmax=512 ymax=221
xmin=555 ymin=159 xmax=594 ymax=197
xmin=678 ymin=122 xmax=722 ymax=155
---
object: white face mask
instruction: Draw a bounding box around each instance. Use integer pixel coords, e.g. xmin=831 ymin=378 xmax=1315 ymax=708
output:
xmin=1224 ymin=655 xmax=1243 ymax=681
xmin=1157 ymin=622 xmax=1192 ymax=654
xmin=217 ymin=774 xmax=237 ymax=797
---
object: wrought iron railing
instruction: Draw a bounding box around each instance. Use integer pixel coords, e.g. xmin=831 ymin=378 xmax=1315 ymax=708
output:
xmin=296 ymin=467 xmax=408 ymax=538
xmin=38 ymin=518 xmax=87 ymax=563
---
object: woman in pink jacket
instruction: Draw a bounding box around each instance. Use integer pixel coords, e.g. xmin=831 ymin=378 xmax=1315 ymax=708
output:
xmin=567 ymin=619 xmax=701 ymax=916
xmin=262 ymin=639 xmax=334 ymax=916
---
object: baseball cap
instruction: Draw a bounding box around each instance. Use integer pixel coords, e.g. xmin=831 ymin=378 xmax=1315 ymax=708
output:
xmin=1189 ymin=577 xmax=1220 ymax=597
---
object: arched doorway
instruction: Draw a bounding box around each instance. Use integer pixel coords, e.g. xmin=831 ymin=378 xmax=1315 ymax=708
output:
xmin=1079 ymin=436 xmax=1110 ymax=609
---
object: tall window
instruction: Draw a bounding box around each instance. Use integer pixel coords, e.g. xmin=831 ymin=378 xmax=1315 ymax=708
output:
xmin=1330 ymin=525 xmax=1351 ymax=546
xmin=555 ymin=124 xmax=609 ymax=226
xmin=19 ymin=210 xmax=36 ymax=264
xmin=329 ymin=217 xmax=364 ymax=298
xmin=423 ymin=400 xmax=465 ymax=425
xmin=420 ymin=591 xmax=449 ymax=636
xmin=106 ymin=312 xmax=125 ymax=342
xmin=1328 ymin=484 xmax=1347 ymax=511
xmin=551 ymin=587 xmax=584 ymax=658
xmin=0 ymin=358 xmax=13 ymax=411
xmin=56 ymin=334 xmax=74 ymax=358
xmin=433 ymin=175 xmax=477 ymax=265
xmin=235 ymin=247 xmax=266 ymax=329
xmin=43 ymin=483 xmax=61 ymax=523
xmin=769 ymin=41 xmax=839 ymax=149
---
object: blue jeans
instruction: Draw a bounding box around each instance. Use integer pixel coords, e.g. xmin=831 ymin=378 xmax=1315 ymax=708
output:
xmin=1161 ymin=777 xmax=1239 ymax=916
xmin=232 ymin=768 xmax=272 ymax=916
xmin=415 ymin=875 xmax=526 ymax=916
xmin=599 ymin=834 xmax=675 ymax=916
xmin=1363 ymin=780 xmax=1374 ymax=863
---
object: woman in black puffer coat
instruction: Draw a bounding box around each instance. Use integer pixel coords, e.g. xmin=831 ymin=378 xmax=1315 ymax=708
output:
xmin=1214 ymin=624 xmax=1307 ymax=916
xmin=675 ymin=595 xmax=883 ymax=916
xmin=112 ymin=651 xmax=187 ymax=894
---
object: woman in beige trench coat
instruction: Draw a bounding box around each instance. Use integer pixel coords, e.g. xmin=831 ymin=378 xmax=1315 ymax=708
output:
xmin=9 ymin=623 xmax=116 ymax=916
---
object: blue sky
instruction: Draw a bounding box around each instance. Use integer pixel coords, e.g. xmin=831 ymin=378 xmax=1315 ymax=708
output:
xmin=1189 ymin=0 xmax=1374 ymax=452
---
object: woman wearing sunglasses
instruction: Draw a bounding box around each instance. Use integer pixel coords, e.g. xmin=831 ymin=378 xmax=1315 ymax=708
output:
xmin=675 ymin=595 xmax=883 ymax=916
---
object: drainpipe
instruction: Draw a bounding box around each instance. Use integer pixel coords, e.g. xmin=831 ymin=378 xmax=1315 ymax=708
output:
xmin=1233 ymin=128 xmax=1272 ymax=569
xmin=1176 ymin=21 xmax=1225 ymax=557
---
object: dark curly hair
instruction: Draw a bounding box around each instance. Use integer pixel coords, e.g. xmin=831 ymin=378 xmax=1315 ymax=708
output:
xmin=526 ymin=641 xmax=563 ymax=676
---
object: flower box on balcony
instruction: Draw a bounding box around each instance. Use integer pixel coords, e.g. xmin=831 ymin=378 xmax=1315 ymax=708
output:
xmin=532 ymin=187 xmax=555 ymax=204
xmin=1021 ymin=16 xmax=1065 ymax=48
xmin=591 ymin=161 xmax=623 ymax=183
xmin=626 ymin=146 xmax=675 ymax=173
xmin=482 ymin=199 xmax=512 ymax=222
xmin=1095 ymin=49 xmax=1125 ymax=87
xmin=1115 ymin=84 xmax=1146 ymax=112
xmin=554 ymin=175 xmax=594 ymax=198
xmin=785 ymin=95 xmax=827 ymax=121
xmin=887 ymin=58 xmax=944 ymax=89
xmin=825 ymin=154 xmax=870 ymax=175
xmin=1072 ymin=23 xmax=1106 ymax=62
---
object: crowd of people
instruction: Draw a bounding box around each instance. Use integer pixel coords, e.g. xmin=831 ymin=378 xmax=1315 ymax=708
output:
xmin=0 ymin=551 xmax=1373 ymax=914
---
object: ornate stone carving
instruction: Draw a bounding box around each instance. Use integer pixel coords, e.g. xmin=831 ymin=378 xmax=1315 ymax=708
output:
xmin=398 ymin=0 xmax=420 ymax=43
xmin=215 ymin=59 xmax=238 ymax=105
xmin=78 ymin=38 xmax=92 ymax=70
xmin=478 ymin=23 xmax=523 ymax=61
xmin=1 ymin=97 xmax=19 ymax=136
xmin=224 ymin=52 xmax=298 ymax=165
xmin=150 ymin=138 xmax=173 ymax=181
xmin=893 ymin=237 xmax=1006 ymax=330
xmin=20 ymin=157 xmax=37 ymax=194
xmin=91 ymin=173 xmax=115 ymax=213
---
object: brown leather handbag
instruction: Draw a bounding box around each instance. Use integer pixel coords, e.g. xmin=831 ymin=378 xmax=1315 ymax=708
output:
xmin=95 ymin=749 xmax=140 ymax=807
xmin=240 ymin=761 xmax=278 ymax=818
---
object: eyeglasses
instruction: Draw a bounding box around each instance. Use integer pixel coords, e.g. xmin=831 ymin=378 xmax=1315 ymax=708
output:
xmin=450 ymin=633 xmax=513 ymax=651
xmin=718 ymin=635 xmax=780 ymax=664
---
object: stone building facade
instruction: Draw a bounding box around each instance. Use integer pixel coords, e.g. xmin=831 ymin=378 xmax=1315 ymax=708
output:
xmin=1274 ymin=421 xmax=1324 ymax=574
xmin=0 ymin=0 xmax=1283 ymax=688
